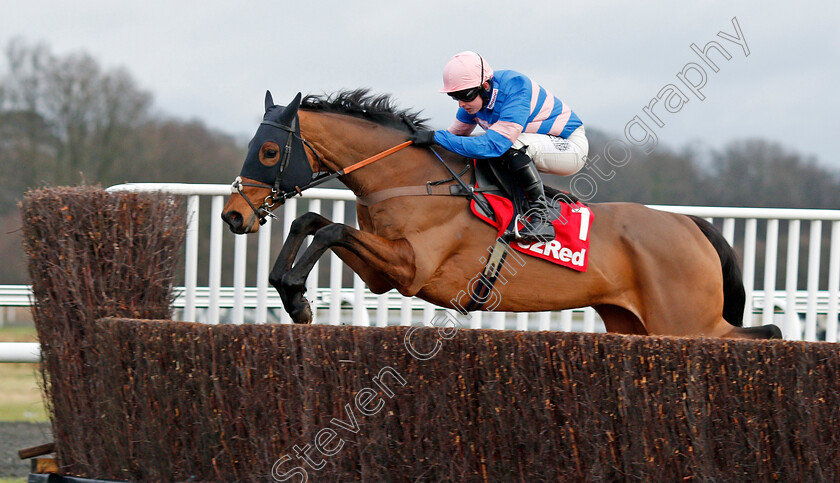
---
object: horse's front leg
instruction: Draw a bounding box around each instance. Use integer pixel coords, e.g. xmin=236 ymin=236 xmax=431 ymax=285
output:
xmin=280 ymin=223 xmax=416 ymax=324
xmin=268 ymin=212 xmax=333 ymax=307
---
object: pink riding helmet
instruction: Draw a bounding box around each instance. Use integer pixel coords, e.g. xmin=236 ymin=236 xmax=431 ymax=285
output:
xmin=440 ymin=51 xmax=494 ymax=93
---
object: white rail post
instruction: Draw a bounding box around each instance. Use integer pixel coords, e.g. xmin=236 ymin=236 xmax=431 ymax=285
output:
xmin=353 ymin=216 xmax=368 ymax=327
xmin=422 ymin=302 xmax=435 ymax=325
xmin=351 ymin=281 xmax=370 ymax=327
xmin=560 ymin=310 xmax=573 ymax=332
xmin=826 ymin=221 xmax=840 ymax=342
xmin=183 ymin=195 xmax=200 ymax=322
xmin=722 ymin=218 xmax=736 ymax=246
xmin=492 ymin=312 xmax=505 ymax=330
xmin=232 ymin=234 xmax=247 ymax=324
xmin=256 ymin=217 xmax=272 ymax=324
xmin=804 ymin=220 xmax=822 ymax=341
xmin=376 ymin=294 xmax=389 ymax=327
xmin=784 ymin=220 xmax=801 ymax=340
xmin=207 ymin=196 xmax=224 ymax=324
xmin=583 ymin=307 xmax=596 ymax=332
xmin=329 ymin=200 xmax=345 ymax=325
xmin=516 ymin=313 xmax=529 ymax=331
xmin=742 ymin=219 xmax=757 ymax=327
xmin=538 ymin=312 xmax=551 ymax=331
xmin=762 ymin=219 xmax=779 ymax=327
xmin=306 ymin=199 xmax=321 ymax=324
xmin=470 ymin=311 xmax=482 ymax=330
xmin=400 ymin=298 xmax=413 ymax=326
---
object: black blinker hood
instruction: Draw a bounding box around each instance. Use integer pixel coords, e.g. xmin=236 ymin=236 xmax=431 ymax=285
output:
xmin=239 ymin=91 xmax=314 ymax=194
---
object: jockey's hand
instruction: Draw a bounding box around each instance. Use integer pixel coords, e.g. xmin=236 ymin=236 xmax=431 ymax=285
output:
xmin=409 ymin=130 xmax=437 ymax=147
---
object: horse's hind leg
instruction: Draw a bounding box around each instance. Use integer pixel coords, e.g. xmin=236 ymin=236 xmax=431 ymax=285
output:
xmin=594 ymin=304 xmax=648 ymax=335
xmin=280 ymin=223 xmax=416 ymax=323
xmin=698 ymin=314 xmax=783 ymax=339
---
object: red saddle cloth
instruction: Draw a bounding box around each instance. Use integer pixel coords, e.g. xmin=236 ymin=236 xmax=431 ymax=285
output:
xmin=470 ymin=193 xmax=592 ymax=272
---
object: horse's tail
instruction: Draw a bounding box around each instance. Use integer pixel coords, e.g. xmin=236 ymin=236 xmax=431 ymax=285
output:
xmin=688 ymin=215 xmax=745 ymax=327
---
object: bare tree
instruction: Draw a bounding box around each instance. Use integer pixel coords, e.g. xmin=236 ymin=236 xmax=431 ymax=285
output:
xmin=710 ymin=139 xmax=840 ymax=209
xmin=0 ymin=38 xmax=153 ymax=189
xmin=0 ymin=39 xmax=244 ymax=283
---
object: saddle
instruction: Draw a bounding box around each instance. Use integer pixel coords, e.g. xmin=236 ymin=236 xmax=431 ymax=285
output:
xmin=469 ymin=157 xmax=580 ymax=225
xmin=467 ymin=157 xmax=591 ymax=272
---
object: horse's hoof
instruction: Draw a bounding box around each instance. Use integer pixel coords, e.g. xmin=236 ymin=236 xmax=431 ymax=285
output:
xmin=280 ymin=274 xmax=305 ymax=300
xmin=290 ymin=303 xmax=312 ymax=324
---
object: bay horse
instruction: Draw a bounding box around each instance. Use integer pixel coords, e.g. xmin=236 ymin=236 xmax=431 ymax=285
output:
xmin=221 ymin=89 xmax=781 ymax=339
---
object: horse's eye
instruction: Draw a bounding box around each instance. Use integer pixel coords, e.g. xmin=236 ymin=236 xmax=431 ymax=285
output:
xmin=259 ymin=143 xmax=282 ymax=166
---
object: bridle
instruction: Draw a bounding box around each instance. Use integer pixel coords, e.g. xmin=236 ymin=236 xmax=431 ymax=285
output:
xmin=229 ymin=114 xmax=327 ymax=225
xmin=231 ymin=113 xmax=413 ymax=225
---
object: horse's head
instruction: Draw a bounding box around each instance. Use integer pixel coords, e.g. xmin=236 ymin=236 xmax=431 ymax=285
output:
xmin=222 ymin=91 xmax=314 ymax=233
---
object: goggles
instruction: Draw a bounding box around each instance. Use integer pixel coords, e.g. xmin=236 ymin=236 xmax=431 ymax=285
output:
xmin=447 ymin=86 xmax=482 ymax=102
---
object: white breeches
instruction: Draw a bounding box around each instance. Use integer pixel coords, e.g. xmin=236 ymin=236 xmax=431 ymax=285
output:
xmin=512 ymin=126 xmax=588 ymax=176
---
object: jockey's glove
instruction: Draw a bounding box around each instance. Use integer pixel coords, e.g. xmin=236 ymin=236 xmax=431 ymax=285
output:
xmin=409 ymin=130 xmax=437 ymax=147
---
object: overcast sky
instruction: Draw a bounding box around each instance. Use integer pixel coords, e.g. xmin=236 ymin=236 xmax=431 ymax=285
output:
xmin=2 ymin=0 xmax=839 ymax=169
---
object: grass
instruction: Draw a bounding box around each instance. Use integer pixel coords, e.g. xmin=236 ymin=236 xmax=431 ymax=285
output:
xmin=0 ymin=478 xmax=26 ymax=483
xmin=0 ymin=325 xmax=38 ymax=343
xmin=0 ymin=325 xmax=48 ymax=422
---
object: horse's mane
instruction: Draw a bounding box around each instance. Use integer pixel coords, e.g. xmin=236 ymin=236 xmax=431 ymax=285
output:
xmin=301 ymin=89 xmax=430 ymax=133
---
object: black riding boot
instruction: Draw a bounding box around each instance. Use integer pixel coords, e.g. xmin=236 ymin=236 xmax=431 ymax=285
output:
xmin=503 ymin=148 xmax=556 ymax=241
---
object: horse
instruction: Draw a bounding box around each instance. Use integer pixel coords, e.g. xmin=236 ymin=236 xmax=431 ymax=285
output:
xmin=221 ymin=89 xmax=781 ymax=339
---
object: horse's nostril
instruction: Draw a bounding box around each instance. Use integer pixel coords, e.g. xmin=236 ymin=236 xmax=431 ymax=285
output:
xmin=222 ymin=210 xmax=243 ymax=230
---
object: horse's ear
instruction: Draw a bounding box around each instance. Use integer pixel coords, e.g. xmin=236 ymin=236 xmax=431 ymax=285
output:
xmin=286 ymin=92 xmax=302 ymax=112
xmin=279 ymin=92 xmax=303 ymax=125
xmin=265 ymin=91 xmax=274 ymax=111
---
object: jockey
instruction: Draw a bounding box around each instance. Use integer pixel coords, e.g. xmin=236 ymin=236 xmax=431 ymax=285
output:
xmin=411 ymin=51 xmax=588 ymax=240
